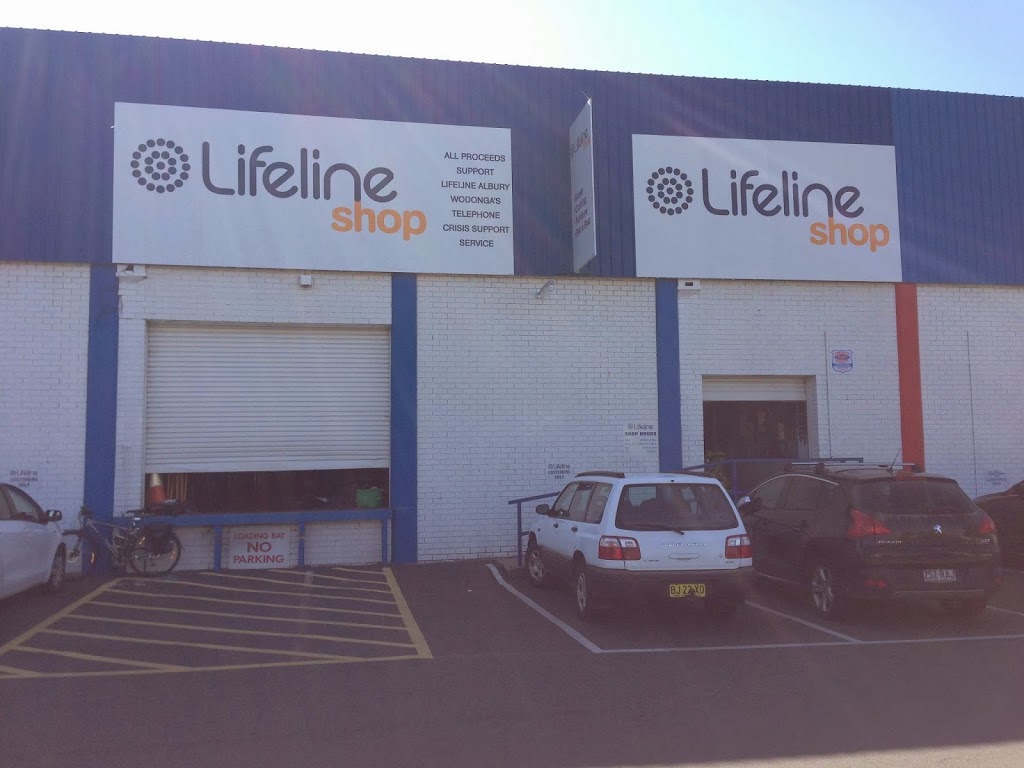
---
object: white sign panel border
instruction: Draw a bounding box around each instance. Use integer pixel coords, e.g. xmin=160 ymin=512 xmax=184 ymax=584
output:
xmin=114 ymin=102 xmax=514 ymax=275
xmin=633 ymin=135 xmax=902 ymax=282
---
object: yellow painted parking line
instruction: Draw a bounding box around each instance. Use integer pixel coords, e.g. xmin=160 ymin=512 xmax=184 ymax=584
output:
xmin=137 ymin=579 xmax=397 ymax=604
xmin=382 ymin=567 xmax=432 ymax=660
xmin=270 ymin=569 xmax=390 ymax=586
xmin=197 ymin=571 xmax=391 ymax=594
xmin=1 ymin=653 xmax=424 ymax=680
xmin=42 ymin=629 xmax=359 ymax=661
xmin=0 ymin=579 xmax=117 ymax=658
xmin=329 ymin=566 xmax=389 ymax=579
xmin=87 ymin=601 xmax=409 ymax=632
xmin=107 ymin=587 xmax=402 ymax=618
xmin=14 ymin=646 xmax=188 ymax=671
xmin=0 ymin=664 xmax=39 ymax=678
xmin=66 ymin=614 xmax=418 ymax=649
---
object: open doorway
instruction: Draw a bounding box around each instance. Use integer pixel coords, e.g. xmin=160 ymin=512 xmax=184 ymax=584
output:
xmin=703 ymin=400 xmax=809 ymax=492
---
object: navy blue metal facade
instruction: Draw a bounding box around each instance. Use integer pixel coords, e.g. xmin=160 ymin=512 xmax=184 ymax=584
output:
xmin=82 ymin=264 xmax=119 ymax=570
xmin=2 ymin=28 xmax=1024 ymax=284
xmin=655 ymin=279 xmax=682 ymax=472
xmin=893 ymin=89 xmax=1024 ymax=285
xmin=390 ymin=273 xmax=418 ymax=563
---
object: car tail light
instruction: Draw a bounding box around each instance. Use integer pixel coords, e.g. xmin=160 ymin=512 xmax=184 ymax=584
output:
xmin=598 ymin=536 xmax=641 ymax=561
xmin=978 ymin=512 xmax=997 ymax=535
xmin=725 ymin=535 xmax=752 ymax=559
xmin=847 ymin=508 xmax=892 ymax=538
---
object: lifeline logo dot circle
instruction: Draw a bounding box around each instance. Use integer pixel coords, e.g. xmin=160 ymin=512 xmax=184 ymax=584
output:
xmin=646 ymin=167 xmax=693 ymax=215
xmin=131 ymin=138 xmax=191 ymax=193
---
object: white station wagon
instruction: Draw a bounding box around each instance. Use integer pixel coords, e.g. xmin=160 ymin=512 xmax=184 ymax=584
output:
xmin=526 ymin=471 xmax=752 ymax=619
xmin=0 ymin=483 xmax=66 ymax=601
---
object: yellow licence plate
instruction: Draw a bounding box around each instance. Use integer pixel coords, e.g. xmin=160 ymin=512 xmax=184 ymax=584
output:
xmin=669 ymin=583 xmax=706 ymax=598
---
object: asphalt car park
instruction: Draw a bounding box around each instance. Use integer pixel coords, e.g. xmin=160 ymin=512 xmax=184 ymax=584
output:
xmin=0 ymin=565 xmax=430 ymax=679
xmin=493 ymin=560 xmax=1024 ymax=652
xmin=2 ymin=561 xmax=1024 ymax=768
xmin=3 ymin=561 xmax=1023 ymax=675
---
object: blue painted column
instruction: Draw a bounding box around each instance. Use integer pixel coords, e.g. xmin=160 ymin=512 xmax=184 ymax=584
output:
xmin=390 ymin=274 xmax=418 ymax=563
xmin=83 ymin=264 xmax=119 ymax=574
xmin=655 ymin=279 xmax=682 ymax=472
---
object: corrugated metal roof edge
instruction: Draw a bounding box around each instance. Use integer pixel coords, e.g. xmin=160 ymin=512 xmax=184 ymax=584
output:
xmin=7 ymin=25 xmax=1024 ymax=102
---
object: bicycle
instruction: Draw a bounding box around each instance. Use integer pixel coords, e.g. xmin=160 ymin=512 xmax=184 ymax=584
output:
xmin=67 ymin=503 xmax=183 ymax=576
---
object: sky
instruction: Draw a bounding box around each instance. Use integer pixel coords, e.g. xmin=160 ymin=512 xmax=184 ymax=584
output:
xmin=4 ymin=0 xmax=1024 ymax=98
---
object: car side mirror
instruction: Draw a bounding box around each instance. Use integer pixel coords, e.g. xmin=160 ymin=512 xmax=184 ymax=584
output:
xmin=737 ymin=496 xmax=760 ymax=515
xmin=46 ymin=509 xmax=63 ymax=522
xmin=536 ymin=503 xmax=552 ymax=516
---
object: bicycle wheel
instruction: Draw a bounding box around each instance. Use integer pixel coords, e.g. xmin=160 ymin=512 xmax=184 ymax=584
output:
xmin=126 ymin=529 xmax=182 ymax=576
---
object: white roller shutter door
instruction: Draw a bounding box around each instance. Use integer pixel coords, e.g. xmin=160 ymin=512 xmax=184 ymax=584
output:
xmin=145 ymin=323 xmax=390 ymax=473
xmin=702 ymin=376 xmax=808 ymax=402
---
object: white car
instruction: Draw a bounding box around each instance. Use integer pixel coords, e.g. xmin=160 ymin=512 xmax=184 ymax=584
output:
xmin=0 ymin=483 xmax=66 ymax=600
xmin=526 ymin=471 xmax=753 ymax=619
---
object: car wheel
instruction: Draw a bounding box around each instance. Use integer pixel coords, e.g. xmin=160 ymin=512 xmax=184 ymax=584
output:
xmin=941 ymin=597 xmax=987 ymax=618
xmin=45 ymin=548 xmax=65 ymax=593
xmin=705 ymin=596 xmax=744 ymax=619
xmin=574 ymin=562 xmax=599 ymax=621
xmin=525 ymin=541 xmax=550 ymax=588
xmin=807 ymin=559 xmax=848 ymax=619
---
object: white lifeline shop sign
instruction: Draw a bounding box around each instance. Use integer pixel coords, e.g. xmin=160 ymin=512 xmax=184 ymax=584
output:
xmin=113 ymin=103 xmax=513 ymax=274
xmin=632 ymin=136 xmax=902 ymax=282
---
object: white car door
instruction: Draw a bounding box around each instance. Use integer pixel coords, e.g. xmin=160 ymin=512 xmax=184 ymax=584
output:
xmin=0 ymin=490 xmax=12 ymax=597
xmin=539 ymin=482 xmax=584 ymax=580
xmin=3 ymin=486 xmax=54 ymax=590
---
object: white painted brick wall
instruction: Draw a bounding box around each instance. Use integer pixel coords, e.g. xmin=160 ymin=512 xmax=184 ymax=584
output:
xmin=678 ymin=280 xmax=902 ymax=469
xmin=115 ymin=267 xmax=391 ymax=567
xmin=918 ymin=285 xmax=1024 ymax=498
xmin=304 ymin=521 xmax=384 ymax=566
xmin=0 ymin=262 xmax=90 ymax=552
xmin=417 ymin=276 xmax=659 ymax=561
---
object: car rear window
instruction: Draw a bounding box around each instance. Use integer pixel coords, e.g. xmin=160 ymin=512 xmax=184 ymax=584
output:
xmin=852 ymin=478 xmax=976 ymax=516
xmin=616 ymin=483 xmax=738 ymax=531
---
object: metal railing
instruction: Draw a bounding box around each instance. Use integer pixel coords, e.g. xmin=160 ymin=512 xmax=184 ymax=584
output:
xmin=507 ymin=492 xmax=559 ymax=567
xmin=137 ymin=508 xmax=393 ymax=570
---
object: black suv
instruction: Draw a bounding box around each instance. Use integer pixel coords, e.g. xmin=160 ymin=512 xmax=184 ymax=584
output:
xmin=738 ymin=463 xmax=1003 ymax=619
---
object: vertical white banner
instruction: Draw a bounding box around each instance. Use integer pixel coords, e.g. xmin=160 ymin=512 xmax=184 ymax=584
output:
xmin=570 ymin=100 xmax=597 ymax=273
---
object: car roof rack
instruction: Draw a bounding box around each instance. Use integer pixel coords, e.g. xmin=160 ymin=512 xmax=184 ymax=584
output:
xmin=574 ymin=471 xmax=626 ymax=479
xmin=785 ymin=459 xmax=923 ymax=476
xmin=785 ymin=458 xmax=864 ymax=476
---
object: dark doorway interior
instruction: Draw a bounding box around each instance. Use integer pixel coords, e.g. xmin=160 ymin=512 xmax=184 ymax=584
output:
xmin=704 ymin=400 xmax=809 ymax=491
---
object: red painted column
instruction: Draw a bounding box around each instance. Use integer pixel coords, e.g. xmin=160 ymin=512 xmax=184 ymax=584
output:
xmin=895 ymin=283 xmax=925 ymax=471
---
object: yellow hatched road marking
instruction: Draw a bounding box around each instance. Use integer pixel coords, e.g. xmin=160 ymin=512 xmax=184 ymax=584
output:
xmin=107 ymin=588 xmax=402 ymax=618
xmin=0 ymin=579 xmax=118 ymax=658
xmin=0 ymin=653 xmax=425 ymax=680
xmin=130 ymin=579 xmax=396 ymax=604
xmin=270 ymin=569 xmax=388 ymax=586
xmin=383 ymin=567 xmax=432 ymax=660
xmin=41 ymin=629 xmax=358 ymax=660
xmin=14 ymin=646 xmax=187 ymax=671
xmin=66 ymin=614 xmax=417 ymax=649
xmin=197 ymin=571 xmax=391 ymax=594
xmin=86 ymin=601 xmax=409 ymax=631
